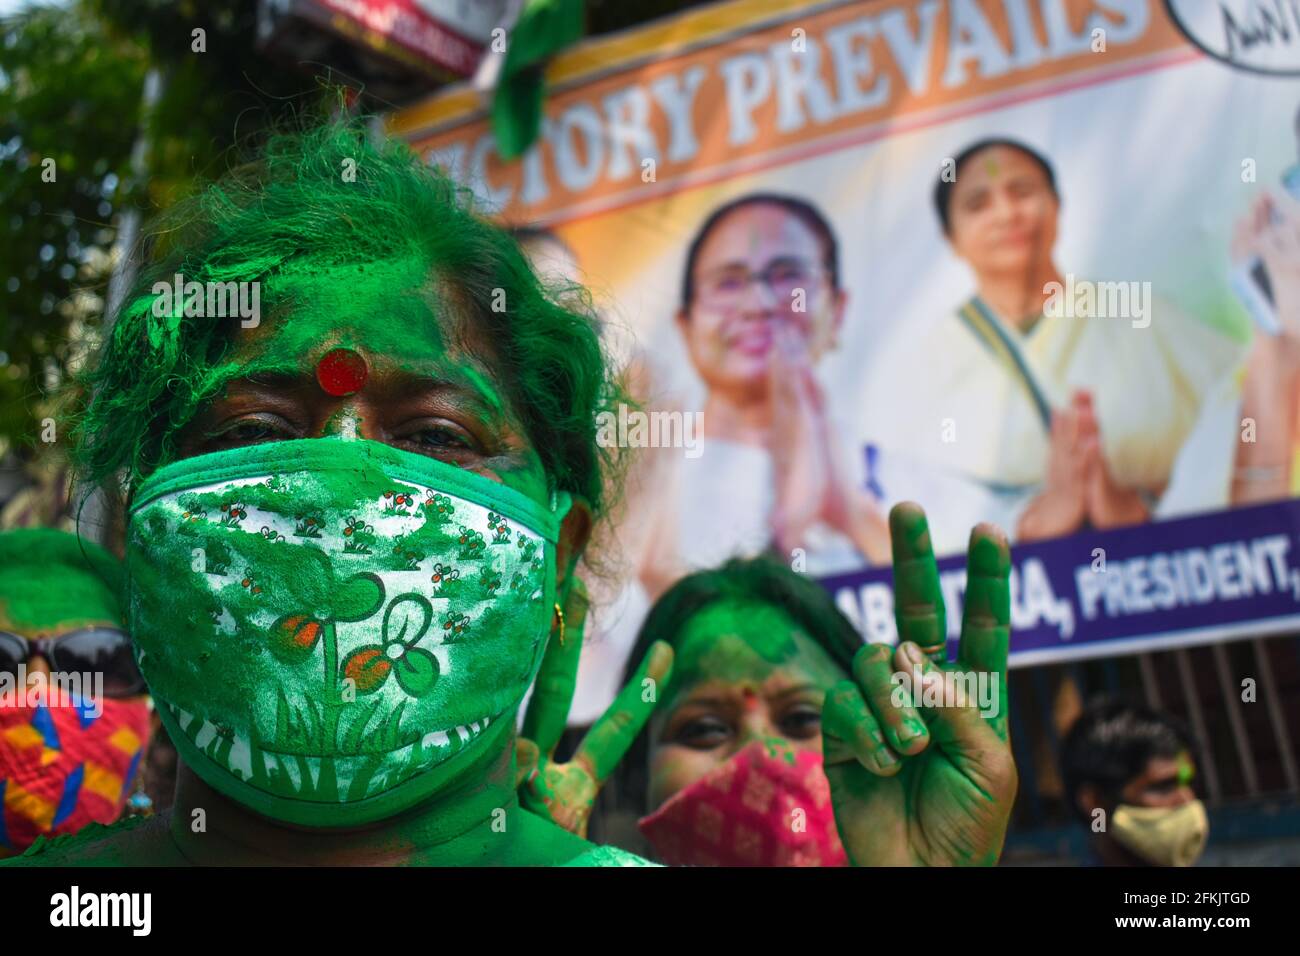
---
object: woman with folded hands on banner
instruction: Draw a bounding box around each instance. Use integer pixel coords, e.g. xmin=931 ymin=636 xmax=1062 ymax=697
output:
xmin=1228 ymin=192 xmax=1300 ymax=504
xmin=631 ymin=194 xmax=890 ymax=607
xmin=860 ymin=139 xmax=1240 ymax=552
xmin=573 ymin=192 xmax=892 ymax=736
xmin=519 ymin=504 xmax=1020 ymax=868
xmin=5 ymin=117 xmax=1014 ymax=867
xmin=1160 ymin=189 xmax=1300 ymax=513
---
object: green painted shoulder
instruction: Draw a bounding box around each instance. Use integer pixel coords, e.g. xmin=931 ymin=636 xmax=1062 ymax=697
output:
xmin=562 ymin=844 xmax=659 ymax=867
xmin=0 ymin=812 xmax=182 ymax=867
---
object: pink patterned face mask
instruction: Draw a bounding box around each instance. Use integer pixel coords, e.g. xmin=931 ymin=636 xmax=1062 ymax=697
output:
xmin=638 ymin=740 xmax=848 ymax=867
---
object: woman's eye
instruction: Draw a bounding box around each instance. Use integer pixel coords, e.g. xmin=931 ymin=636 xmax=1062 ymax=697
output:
xmin=778 ymin=707 xmax=821 ymax=739
xmin=673 ymin=716 xmax=731 ymax=749
xmin=210 ymin=417 xmax=293 ymax=447
xmin=404 ymin=425 xmax=473 ymax=452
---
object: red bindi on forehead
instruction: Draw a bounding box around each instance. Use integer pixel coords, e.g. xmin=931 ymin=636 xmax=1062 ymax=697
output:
xmin=315 ymin=347 xmax=369 ymax=397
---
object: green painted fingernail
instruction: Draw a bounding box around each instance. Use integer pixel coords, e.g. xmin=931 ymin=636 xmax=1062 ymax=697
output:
xmin=876 ymin=747 xmax=899 ymax=768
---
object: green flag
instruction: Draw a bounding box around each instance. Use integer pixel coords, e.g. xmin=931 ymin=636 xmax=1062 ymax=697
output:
xmin=491 ymin=0 xmax=585 ymax=160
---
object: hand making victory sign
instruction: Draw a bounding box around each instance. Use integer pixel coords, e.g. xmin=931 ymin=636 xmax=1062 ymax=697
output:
xmin=515 ymin=578 xmax=674 ymax=838
xmin=822 ymin=502 xmax=1017 ymax=866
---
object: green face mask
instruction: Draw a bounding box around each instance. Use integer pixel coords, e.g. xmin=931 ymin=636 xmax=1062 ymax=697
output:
xmin=125 ymin=437 xmax=570 ymax=827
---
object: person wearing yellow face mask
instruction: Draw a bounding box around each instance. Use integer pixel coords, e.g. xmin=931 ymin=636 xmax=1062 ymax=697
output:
xmin=1062 ymin=698 xmax=1209 ymax=867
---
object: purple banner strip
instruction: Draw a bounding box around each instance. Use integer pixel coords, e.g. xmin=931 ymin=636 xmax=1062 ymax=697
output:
xmin=818 ymin=501 xmax=1300 ymax=666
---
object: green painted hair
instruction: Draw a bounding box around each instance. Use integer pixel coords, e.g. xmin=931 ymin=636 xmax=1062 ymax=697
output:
xmin=70 ymin=118 xmax=619 ymax=514
xmin=624 ymin=554 xmax=863 ymax=686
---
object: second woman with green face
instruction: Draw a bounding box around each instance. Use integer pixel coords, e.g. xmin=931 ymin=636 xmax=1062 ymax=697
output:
xmin=617 ymin=556 xmax=862 ymax=866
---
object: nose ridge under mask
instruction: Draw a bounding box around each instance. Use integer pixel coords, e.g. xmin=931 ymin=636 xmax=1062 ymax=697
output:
xmin=125 ymin=437 xmax=570 ymax=827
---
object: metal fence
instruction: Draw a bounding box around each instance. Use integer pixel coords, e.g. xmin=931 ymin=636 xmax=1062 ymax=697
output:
xmin=1005 ymin=633 xmax=1300 ymax=857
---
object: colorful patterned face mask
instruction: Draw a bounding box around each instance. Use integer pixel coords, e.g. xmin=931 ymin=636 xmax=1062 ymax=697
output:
xmin=125 ymin=437 xmax=569 ymax=827
xmin=0 ymin=692 xmax=149 ymax=852
xmin=637 ymin=740 xmax=848 ymax=867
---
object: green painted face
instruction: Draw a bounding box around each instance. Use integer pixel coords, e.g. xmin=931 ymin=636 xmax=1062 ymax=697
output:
xmin=126 ymin=436 xmax=570 ymax=827
xmin=647 ymin=600 xmax=848 ymax=810
xmin=170 ymin=255 xmax=551 ymax=509
xmin=127 ymin=259 xmax=579 ymax=828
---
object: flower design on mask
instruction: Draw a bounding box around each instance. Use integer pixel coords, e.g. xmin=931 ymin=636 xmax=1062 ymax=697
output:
xmin=341 ymin=516 xmax=376 ymax=554
xmin=391 ymin=536 xmax=425 ymax=570
xmin=266 ymin=551 xmax=385 ymax=665
xmin=478 ymin=566 xmax=502 ymax=594
xmin=516 ymin=533 xmax=537 ymax=563
xmin=293 ymin=513 xmax=324 ymax=538
xmin=259 ymin=526 xmax=286 ymax=543
xmin=340 ymin=594 xmax=439 ymax=698
xmin=382 ymin=490 xmax=415 ymax=515
xmin=203 ymin=539 xmax=233 ymax=575
xmin=487 ymin=512 xmax=510 ymax=543
xmin=429 ymin=562 xmax=459 ymax=590
xmin=219 ymin=501 xmax=248 ymax=527
xmin=239 ymin=569 xmax=264 ymax=595
xmin=441 ymin=611 xmax=470 ymax=639
xmin=424 ymin=492 xmax=454 ymax=520
xmin=457 ymin=527 xmax=485 ymax=560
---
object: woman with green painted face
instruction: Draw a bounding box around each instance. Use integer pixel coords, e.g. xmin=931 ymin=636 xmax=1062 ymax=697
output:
xmin=544 ymin=506 xmax=1020 ymax=867
xmin=614 ymin=551 xmax=865 ymax=865
xmin=627 ymin=507 xmax=1018 ymax=867
xmin=6 ymin=119 xmax=661 ymax=866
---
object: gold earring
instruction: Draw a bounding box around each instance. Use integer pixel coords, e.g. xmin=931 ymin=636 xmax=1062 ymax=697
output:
xmin=553 ymin=602 xmax=566 ymax=647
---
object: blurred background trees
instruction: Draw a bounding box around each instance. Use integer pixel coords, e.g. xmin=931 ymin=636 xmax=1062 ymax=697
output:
xmin=0 ymin=0 xmax=707 ymax=521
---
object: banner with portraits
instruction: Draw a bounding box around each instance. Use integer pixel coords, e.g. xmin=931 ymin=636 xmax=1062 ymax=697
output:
xmin=390 ymin=0 xmax=1300 ymax=713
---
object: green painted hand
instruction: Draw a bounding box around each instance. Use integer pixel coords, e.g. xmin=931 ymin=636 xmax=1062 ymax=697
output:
xmin=515 ymin=579 xmax=674 ymax=838
xmin=822 ymin=502 xmax=1017 ymax=866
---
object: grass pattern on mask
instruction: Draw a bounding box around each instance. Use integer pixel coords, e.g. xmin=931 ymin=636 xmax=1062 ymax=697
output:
xmin=128 ymin=459 xmax=549 ymax=805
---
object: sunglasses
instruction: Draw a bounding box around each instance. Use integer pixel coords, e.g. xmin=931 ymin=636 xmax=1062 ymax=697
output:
xmin=0 ymin=627 xmax=145 ymax=699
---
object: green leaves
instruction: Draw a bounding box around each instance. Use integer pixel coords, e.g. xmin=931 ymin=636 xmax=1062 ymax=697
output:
xmin=332 ymin=572 xmax=385 ymax=623
xmin=393 ymin=647 xmax=439 ymax=698
xmin=339 ymin=593 xmax=440 ymax=699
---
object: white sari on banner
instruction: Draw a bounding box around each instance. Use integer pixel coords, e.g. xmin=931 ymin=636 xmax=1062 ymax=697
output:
xmin=860 ymin=293 xmax=1244 ymax=555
